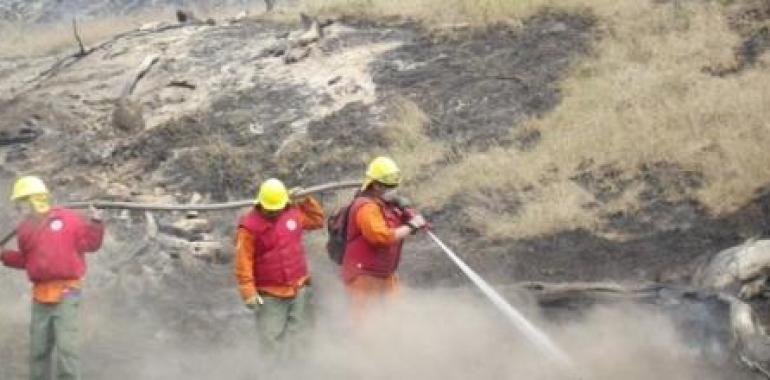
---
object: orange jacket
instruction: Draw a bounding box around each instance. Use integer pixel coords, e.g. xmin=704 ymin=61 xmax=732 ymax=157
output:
xmin=356 ymin=200 xmax=397 ymax=246
xmin=234 ymin=197 xmax=324 ymax=300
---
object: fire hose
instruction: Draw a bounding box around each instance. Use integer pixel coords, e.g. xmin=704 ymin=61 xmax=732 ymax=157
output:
xmin=0 ymin=180 xmax=361 ymax=246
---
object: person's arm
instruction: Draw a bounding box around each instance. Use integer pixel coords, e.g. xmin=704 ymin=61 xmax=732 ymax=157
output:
xmin=77 ymin=219 xmax=105 ymax=254
xmin=297 ymin=196 xmax=325 ymax=230
xmin=1 ymin=230 xmax=27 ymax=269
xmin=1 ymin=248 xmax=26 ymax=269
xmin=357 ymin=202 xmax=415 ymax=246
xmin=234 ymin=228 xmax=258 ymax=302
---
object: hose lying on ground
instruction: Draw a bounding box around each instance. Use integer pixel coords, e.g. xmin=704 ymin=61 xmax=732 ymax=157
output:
xmin=0 ymin=180 xmax=361 ymax=246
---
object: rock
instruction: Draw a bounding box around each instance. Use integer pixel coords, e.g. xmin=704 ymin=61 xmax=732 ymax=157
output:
xmin=740 ymin=276 xmax=768 ymax=300
xmin=105 ymin=182 xmax=132 ymax=199
xmin=139 ymin=21 xmax=162 ymax=31
xmin=296 ymin=20 xmax=321 ymax=47
xmin=284 ymin=47 xmax=312 ymax=64
xmin=234 ymin=10 xmax=248 ymax=21
xmin=729 ymin=296 xmax=765 ymax=340
xmin=176 ymin=9 xmax=200 ymax=24
xmin=190 ymin=241 xmax=225 ymax=261
xmin=189 ymin=192 xmax=203 ymax=204
xmin=694 ymin=239 xmax=770 ymax=291
xmin=155 ymin=233 xmax=191 ymax=251
xmin=145 ymin=211 xmax=159 ymax=238
xmin=169 ymin=217 xmax=212 ymax=235
xmin=117 ymin=210 xmax=130 ymax=221
xmin=112 ymin=98 xmax=145 ymax=132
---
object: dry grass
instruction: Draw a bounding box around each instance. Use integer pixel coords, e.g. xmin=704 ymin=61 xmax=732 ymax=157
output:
xmin=393 ymin=0 xmax=770 ymax=239
xmin=0 ymin=3 xmax=268 ymax=58
xmin=300 ymin=0 xmax=550 ymax=26
xmin=378 ymin=98 xmax=447 ymax=185
xmin=0 ymin=11 xmax=162 ymax=58
xmin=0 ymin=0 xmax=546 ymax=58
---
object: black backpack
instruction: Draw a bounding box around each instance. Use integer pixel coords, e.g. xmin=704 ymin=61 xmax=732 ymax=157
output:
xmin=326 ymin=195 xmax=362 ymax=265
xmin=326 ymin=205 xmax=351 ymax=265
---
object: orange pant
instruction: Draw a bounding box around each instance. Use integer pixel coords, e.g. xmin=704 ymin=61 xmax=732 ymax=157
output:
xmin=346 ymin=274 xmax=399 ymax=323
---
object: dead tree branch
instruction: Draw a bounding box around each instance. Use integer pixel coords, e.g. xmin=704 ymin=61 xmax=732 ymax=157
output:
xmin=72 ymin=18 xmax=87 ymax=57
xmin=122 ymin=55 xmax=161 ymax=97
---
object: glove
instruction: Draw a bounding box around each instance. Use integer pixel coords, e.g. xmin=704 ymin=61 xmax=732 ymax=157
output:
xmin=244 ymin=294 xmax=264 ymax=310
xmin=88 ymin=205 xmax=103 ymax=222
xmin=406 ymin=214 xmax=427 ymax=231
xmin=288 ymin=187 xmax=307 ymax=202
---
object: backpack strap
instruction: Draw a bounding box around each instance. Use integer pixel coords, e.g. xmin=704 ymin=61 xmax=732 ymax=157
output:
xmin=346 ymin=195 xmax=375 ymax=242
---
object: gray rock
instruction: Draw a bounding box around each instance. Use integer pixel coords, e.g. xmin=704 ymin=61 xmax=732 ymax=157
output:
xmin=112 ymin=98 xmax=145 ymax=132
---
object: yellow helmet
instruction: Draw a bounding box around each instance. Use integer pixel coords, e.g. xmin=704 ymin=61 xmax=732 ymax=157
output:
xmin=11 ymin=176 xmax=49 ymax=201
xmin=362 ymin=156 xmax=401 ymax=190
xmin=257 ymin=178 xmax=289 ymax=211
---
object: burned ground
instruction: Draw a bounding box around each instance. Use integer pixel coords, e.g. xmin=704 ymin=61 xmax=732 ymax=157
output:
xmin=371 ymin=10 xmax=595 ymax=148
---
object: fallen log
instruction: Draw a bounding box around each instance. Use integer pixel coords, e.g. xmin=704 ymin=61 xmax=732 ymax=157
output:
xmin=122 ymin=55 xmax=160 ymax=97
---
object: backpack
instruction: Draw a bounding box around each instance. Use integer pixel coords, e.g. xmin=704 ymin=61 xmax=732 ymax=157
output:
xmin=326 ymin=204 xmax=352 ymax=265
xmin=326 ymin=194 xmax=364 ymax=265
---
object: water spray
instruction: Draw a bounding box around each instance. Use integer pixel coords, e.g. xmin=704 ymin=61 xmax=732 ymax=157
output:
xmin=427 ymin=230 xmax=576 ymax=371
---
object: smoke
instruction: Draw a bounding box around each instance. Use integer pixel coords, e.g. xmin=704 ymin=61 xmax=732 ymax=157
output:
xmin=0 ymin=222 xmax=751 ymax=379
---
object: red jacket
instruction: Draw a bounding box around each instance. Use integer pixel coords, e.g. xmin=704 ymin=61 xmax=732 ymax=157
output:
xmin=342 ymin=197 xmax=406 ymax=282
xmin=1 ymin=207 xmax=105 ymax=283
xmin=239 ymin=207 xmax=309 ymax=288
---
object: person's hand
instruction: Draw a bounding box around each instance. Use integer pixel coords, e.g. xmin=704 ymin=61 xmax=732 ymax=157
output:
xmin=407 ymin=214 xmax=427 ymax=231
xmin=88 ymin=205 xmax=103 ymax=222
xmin=289 ymin=187 xmax=307 ymax=202
xmin=244 ymin=294 xmax=263 ymax=311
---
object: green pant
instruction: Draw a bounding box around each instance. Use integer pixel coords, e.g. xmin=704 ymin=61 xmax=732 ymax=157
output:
xmin=254 ymin=286 xmax=313 ymax=360
xmin=30 ymin=296 xmax=80 ymax=380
